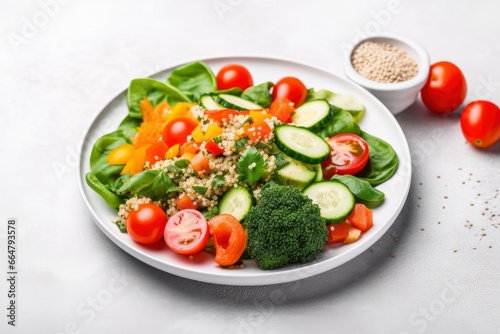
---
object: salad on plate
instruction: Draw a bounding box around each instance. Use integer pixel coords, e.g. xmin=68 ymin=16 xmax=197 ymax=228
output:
xmin=85 ymin=61 xmax=399 ymax=270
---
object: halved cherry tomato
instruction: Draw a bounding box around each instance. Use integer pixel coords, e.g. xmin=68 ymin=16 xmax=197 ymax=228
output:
xmin=272 ymin=77 xmax=308 ymax=107
xmin=460 ymin=100 xmax=500 ymax=148
xmin=207 ymin=214 xmax=246 ymax=266
xmin=164 ymin=209 xmax=209 ymax=255
xmin=326 ymin=221 xmax=349 ymax=243
xmin=145 ymin=141 xmax=168 ymax=166
xmin=216 ymin=64 xmax=254 ymax=91
xmin=421 ymin=61 xmax=467 ymax=113
xmin=205 ymin=109 xmax=249 ymax=123
xmin=321 ymin=133 xmax=370 ymax=179
xmin=346 ymin=203 xmax=373 ymax=232
xmin=126 ymin=203 xmax=168 ymax=244
xmin=205 ymin=139 xmax=224 ymax=156
xmin=269 ymin=97 xmax=295 ymax=122
xmin=162 ymin=117 xmax=198 ymax=147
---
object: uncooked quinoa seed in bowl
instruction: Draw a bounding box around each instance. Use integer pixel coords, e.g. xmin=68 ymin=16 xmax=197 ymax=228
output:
xmin=344 ymin=34 xmax=430 ymax=115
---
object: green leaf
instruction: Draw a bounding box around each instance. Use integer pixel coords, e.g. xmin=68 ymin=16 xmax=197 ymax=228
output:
xmin=118 ymin=169 xmax=173 ymax=200
xmin=274 ymin=152 xmax=290 ymax=170
xmin=316 ymin=108 xmax=361 ymax=139
xmin=89 ymin=129 xmax=134 ymax=185
xmin=167 ymin=186 xmax=185 ymax=194
xmin=235 ymin=138 xmax=248 ymax=150
xmin=127 ymin=78 xmax=191 ymax=119
xmin=116 ymin=221 xmax=127 ymax=233
xmin=85 ymin=172 xmax=124 ymax=210
xmin=174 ymin=159 xmax=190 ymax=169
xmin=237 ymin=147 xmax=266 ymax=185
xmin=357 ymin=131 xmax=399 ymax=186
xmin=167 ymin=165 xmax=181 ymax=173
xmin=211 ymin=175 xmax=226 ymax=189
xmin=211 ymin=87 xmax=243 ymax=96
xmin=213 ymin=136 xmax=222 ymax=144
xmin=166 ymin=61 xmax=217 ymax=101
xmin=241 ymin=82 xmax=274 ymax=108
xmin=331 ymin=174 xmax=385 ymax=207
xmin=193 ymin=186 xmax=208 ymax=195
xmin=201 ymin=206 xmax=219 ymax=220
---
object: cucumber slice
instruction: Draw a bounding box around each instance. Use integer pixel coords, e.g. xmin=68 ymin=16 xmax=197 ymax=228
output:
xmin=216 ymin=94 xmax=263 ymax=111
xmin=306 ymin=163 xmax=323 ymax=182
xmin=277 ymin=156 xmax=316 ymax=190
xmin=200 ymin=94 xmax=223 ymax=110
xmin=303 ymin=181 xmax=355 ymax=223
xmin=218 ymin=186 xmax=255 ymax=221
xmin=275 ymin=125 xmax=330 ymax=164
xmin=329 ymin=93 xmax=365 ymax=122
xmin=291 ymin=99 xmax=332 ymax=130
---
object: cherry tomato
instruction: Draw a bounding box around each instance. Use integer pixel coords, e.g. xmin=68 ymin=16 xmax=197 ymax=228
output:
xmin=460 ymin=100 xmax=500 ymax=148
xmin=126 ymin=203 xmax=168 ymax=244
xmin=272 ymin=77 xmax=308 ymax=107
xmin=162 ymin=117 xmax=198 ymax=147
xmin=421 ymin=61 xmax=467 ymax=113
xmin=207 ymin=214 xmax=246 ymax=267
xmin=321 ymin=133 xmax=370 ymax=179
xmin=216 ymin=64 xmax=254 ymax=91
xmin=164 ymin=209 xmax=209 ymax=255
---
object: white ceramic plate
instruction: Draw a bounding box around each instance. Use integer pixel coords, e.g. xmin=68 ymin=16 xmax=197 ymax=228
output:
xmin=77 ymin=56 xmax=411 ymax=286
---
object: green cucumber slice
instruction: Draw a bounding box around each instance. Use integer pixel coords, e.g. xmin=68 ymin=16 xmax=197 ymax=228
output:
xmin=291 ymin=99 xmax=332 ymax=130
xmin=303 ymin=181 xmax=355 ymax=223
xmin=277 ymin=156 xmax=317 ymax=190
xmin=200 ymin=94 xmax=223 ymax=110
xmin=275 ymin=125 xmax=330 ymax=164
xmin=218 ymin=186 xmax=255 ymax=221
xmin=216 ymin=94 xmax=263 ymax=111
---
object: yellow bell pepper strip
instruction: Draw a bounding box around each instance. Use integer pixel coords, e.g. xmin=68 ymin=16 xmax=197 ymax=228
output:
xmin=191 ymin=125 xmax=205 ymax=142
xmin=203 ymin=124 xmax=223 ymax=140
xmin=121 ymin=145 xmax=149 ymax=175
xmin=107 ymin=144 xmax=135 ymax=165
xmin=164 ymin=144 xmax=180 ymax=159
xmin=249 ymin=110 xmax=272 ymax=123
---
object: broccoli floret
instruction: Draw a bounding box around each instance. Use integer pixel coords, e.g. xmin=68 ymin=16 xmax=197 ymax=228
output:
xmin=246 ymin=185 xmax=328 ymax=270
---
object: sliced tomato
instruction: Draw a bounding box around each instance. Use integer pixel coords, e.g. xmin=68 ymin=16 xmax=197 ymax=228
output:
xmin=164 ymin=209 xmax=209 ymax=255
xmin=145 ymin=141 xmax=168 ymax=166
xmin=207 ymin=214 xmax=246 ymax=266
xmin=205 ymin=139 xmax=224 ymax=156
xmin=321 ymin=133 xmax=370 ymax=179
xmin=346 ymin=203 xmax=373 ymax=232
xmin=126 ymin=203 xmax=168 ymax=244
xmin=269 ymin=98 xmax=295 ymax=122
xmin=205 ymin=109 xmax=249 ymax=123
xmin=326 ymin=221 xmax=349 ymax=243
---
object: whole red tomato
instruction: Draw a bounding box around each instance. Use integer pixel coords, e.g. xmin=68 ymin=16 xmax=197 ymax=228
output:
xmin=126 ymin=203 xmax=168 ymax=244
xmin=216 ymin=64 xmax=253 ymax=91
xmin=272 ymin=77 xmax=308 ymax=107
xmin=460 ymin=100 xmax=500 ymax=148
xmin=421 ymin=61 xmax=467 ymax=113
xmin=162 ymin=117 xmax=198 ymax=147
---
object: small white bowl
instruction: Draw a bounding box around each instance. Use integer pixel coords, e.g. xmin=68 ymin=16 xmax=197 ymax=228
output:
xmin=344 ymin=34 xmax=430 ymax=115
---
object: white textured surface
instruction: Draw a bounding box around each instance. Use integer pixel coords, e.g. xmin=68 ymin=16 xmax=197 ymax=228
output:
xmin=1 ymin=0 xmax=500 ymax=333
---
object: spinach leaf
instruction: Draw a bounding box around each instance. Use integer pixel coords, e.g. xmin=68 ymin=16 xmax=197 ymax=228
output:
xmin=211 ymin=87 xmax=243 ymax=96
xmin=118 ymin=115 xmax=141 ymax=132
xmin=241 ymin=82 xmax=274 ymax=108
xmin=331 ymin=174 xmax=385 ymax=207
xmin=357 ymin=131 xmax=399 ymax=186
xmin=166 ymin=61 xmax=217 ymax=101
xmin=316 ymin=108 xmax=361 ymax=139
xmin=85 ymin=172 xmax=124 ymax=209
xmin=117 ymin=169 xmax=173 ymax=200
xmin=89 ymin=129 xmax=134 ymax=185
xmin=237 ymin=147 xmax=266 ymax=185
xmin=127 ymin=78 xmax=190 ymax=119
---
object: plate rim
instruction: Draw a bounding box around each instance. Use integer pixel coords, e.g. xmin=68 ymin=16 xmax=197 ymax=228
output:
xmin=76 ymin=55 xmax=412 ymax=286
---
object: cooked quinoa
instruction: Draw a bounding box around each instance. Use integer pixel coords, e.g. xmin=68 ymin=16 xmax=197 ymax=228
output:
xmin=115 ymin=105 xmax=282 ymax=224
